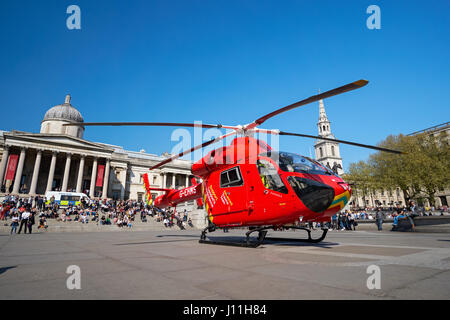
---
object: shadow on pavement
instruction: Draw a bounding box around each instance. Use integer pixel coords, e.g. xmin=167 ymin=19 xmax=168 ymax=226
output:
xmin=0 ymin=266 xmax=17 ymax=275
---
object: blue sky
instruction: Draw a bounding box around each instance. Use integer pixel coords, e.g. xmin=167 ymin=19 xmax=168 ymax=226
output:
xmin=1 ymin=0 xmax=449 ymax=170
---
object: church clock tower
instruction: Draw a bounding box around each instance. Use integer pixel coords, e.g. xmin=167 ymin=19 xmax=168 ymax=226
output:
xmin=314 ymin=99 xmax=344 ymax=175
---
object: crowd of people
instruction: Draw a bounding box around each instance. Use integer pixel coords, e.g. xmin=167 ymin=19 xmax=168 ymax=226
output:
xmin=1 ymin=193 xmax=448 ymax=235
xmin=303 ymin=200 xmax=448 ymax=232
xmin=1 ymin=194 xmax=194 ymax=234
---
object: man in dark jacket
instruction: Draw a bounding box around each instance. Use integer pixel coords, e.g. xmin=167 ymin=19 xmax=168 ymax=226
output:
xmin=375 ymin=207 xmax=384 ymax=231
xmin=28 ymin=212 xmax=35 ymax=233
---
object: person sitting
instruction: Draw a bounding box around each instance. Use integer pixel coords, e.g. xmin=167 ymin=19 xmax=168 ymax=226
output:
xmin=38 ymin=216 xmax=48 ymax=230
xmin=392 ymin=209 xmax=407 ymax=231
xmin=100 ymin=215 xmax=106 ymax=225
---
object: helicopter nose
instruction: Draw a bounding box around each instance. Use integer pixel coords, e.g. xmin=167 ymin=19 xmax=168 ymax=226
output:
xmin=287 ymin=176 xmax=335 ymax=213
xmin=328 ymin=181 xmax=352 ymax=211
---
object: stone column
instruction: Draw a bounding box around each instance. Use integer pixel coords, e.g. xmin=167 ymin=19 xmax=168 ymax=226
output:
xmin=172 ymin=174 xmax=176 ymax=189
xmin=162 ymin=173 xmax=167 ymax=189
xmin=119 ymin=169 xmax=127 ymax=200
xmin=0 ymin=146 xmax=10 ymax=185
xmin=12 ymin=148 xmax=26 ymax=194
xmin=102 ymin=159 xmax=110 ymax=199
xmin=61 ymin=153 xmax=72 ymax=192
xmin=185 ymin=175 xmax=189 ymax=187
xmin=46 ymin=152 xmax=57 ymax=193
xmin=89 ymin=157 xmax=98 ymax=198
xmin=76 ymin=155 xmax=85 ymax=193
xmin=29 ymin=150 xmax=42 ymax=195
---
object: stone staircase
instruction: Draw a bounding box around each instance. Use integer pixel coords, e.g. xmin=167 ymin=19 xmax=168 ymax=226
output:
xmin=1 ymin=215 xmax=199 ymax=234
xmin=1 ymin=206 xmax=210 ymax=234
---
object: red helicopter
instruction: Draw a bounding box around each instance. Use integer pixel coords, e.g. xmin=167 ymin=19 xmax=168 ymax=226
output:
xmin=67 ymin=80 xmax=401 ymax=247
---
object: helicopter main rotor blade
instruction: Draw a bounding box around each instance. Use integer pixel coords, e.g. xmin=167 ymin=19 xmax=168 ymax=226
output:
xmin=63 ymin=122 xmax=226 ymax=129
xmin=149 ymin=131 xmax=237 ymax=171
xmin=255 ymin=129 xmax=403 ymax=154
xmin=247 ymin=80 xmax=368 ymax=130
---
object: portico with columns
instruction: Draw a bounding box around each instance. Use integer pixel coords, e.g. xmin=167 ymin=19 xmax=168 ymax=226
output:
xmin=0 ymin=133 xmax=115 ymax=198
xmin=0 ymin=94 xmax=195 ymax=205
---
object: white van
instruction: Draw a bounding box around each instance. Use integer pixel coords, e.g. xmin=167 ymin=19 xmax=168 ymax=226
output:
xmin=45 ymin=191 xmax=90 ymax=207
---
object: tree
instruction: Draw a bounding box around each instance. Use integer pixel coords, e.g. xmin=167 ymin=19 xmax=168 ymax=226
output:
xmin=347 ymin=131 xmax=450 ymax=206
xmin=344 ymin=160 xmax=378 ymax=207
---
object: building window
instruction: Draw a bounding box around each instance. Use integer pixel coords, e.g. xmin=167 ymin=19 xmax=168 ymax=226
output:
xmin=319 ymin=147 xmax=323 ymax=158
xmin=331 ymin=146 xmax=335 ymax=156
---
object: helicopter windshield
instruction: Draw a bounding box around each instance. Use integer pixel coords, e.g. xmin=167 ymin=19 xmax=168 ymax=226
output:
xmin=260 ymin=151 xmax=333 ymax=175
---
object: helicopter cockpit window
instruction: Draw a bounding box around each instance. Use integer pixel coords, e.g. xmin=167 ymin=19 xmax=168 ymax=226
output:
xmin=220 ymin=166 xmax=244 ymax=188
xmin=260 ymin=151 xmax=333 ymax=175
xmin=257 ymin=159 xmax=288 ymax=194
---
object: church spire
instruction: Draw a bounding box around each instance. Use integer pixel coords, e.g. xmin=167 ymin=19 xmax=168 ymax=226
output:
xmin=314 ymin=98 xmax=344 ymax=175
xmin=318 ymin=99 xmax=328 ymax=122
xmin=317 ymin=99 xmax=331 ymax=137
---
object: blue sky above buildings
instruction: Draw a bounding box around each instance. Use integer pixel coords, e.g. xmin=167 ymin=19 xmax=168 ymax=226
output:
xmin=0 ymin=0 xmax=449 ymax=170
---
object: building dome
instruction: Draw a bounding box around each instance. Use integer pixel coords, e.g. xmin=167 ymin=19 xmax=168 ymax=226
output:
xmin=43 ymin=94 xmax=84 ymax=123
xmin=40 ymin=94 xmax=85 ymax=139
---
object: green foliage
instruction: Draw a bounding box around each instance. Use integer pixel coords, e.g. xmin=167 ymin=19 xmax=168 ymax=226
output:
xmin=345 ymin=131 xmax=450 ymax=205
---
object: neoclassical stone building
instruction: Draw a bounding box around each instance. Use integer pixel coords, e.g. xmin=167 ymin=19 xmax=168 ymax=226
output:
xmin=0 ymin=95 xmax=195 ymax=202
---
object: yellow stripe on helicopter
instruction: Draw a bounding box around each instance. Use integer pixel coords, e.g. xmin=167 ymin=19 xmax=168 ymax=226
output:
xmin=328 ymin=190 xmax=351 ymax=210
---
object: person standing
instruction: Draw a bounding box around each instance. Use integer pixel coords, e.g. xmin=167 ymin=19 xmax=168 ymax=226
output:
xmin=18 ymin=209 xmax=30 ymax=234
xmin=348 ymin=211 xmax=356 ymax=230
xmin=375 ymin=207 xmax=384 ymax=231
xmin=27 ymin=212 xmax=35 ymax=233
xmin=10 ymin=213 xmax=19 ymax=234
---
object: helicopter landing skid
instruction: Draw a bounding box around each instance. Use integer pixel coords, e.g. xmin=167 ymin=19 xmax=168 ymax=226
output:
xmin=199 ymin=226 xmax=269 ymax=248
xmin=265 ymin=226 xmax=328 ymax=243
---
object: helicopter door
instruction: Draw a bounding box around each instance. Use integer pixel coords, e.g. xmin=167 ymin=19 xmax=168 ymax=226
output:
xmin=216 ymin=166 xmax=248 ymax=220
xmin=248 ymin=158 xmax=291 ymax=221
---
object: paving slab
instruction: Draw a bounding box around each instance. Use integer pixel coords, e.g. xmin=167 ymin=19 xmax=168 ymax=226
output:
xmin=0 ymin=229 xmax=449 ymax=299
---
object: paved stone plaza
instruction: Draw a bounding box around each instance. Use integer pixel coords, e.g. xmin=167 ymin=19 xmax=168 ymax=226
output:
xmin=0 ymin=228 xmax=449 ymax=299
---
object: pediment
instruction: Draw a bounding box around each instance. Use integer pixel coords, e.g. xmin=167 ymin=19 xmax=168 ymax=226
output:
xmin=4 ymin=132 xmax=113 ymax=153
